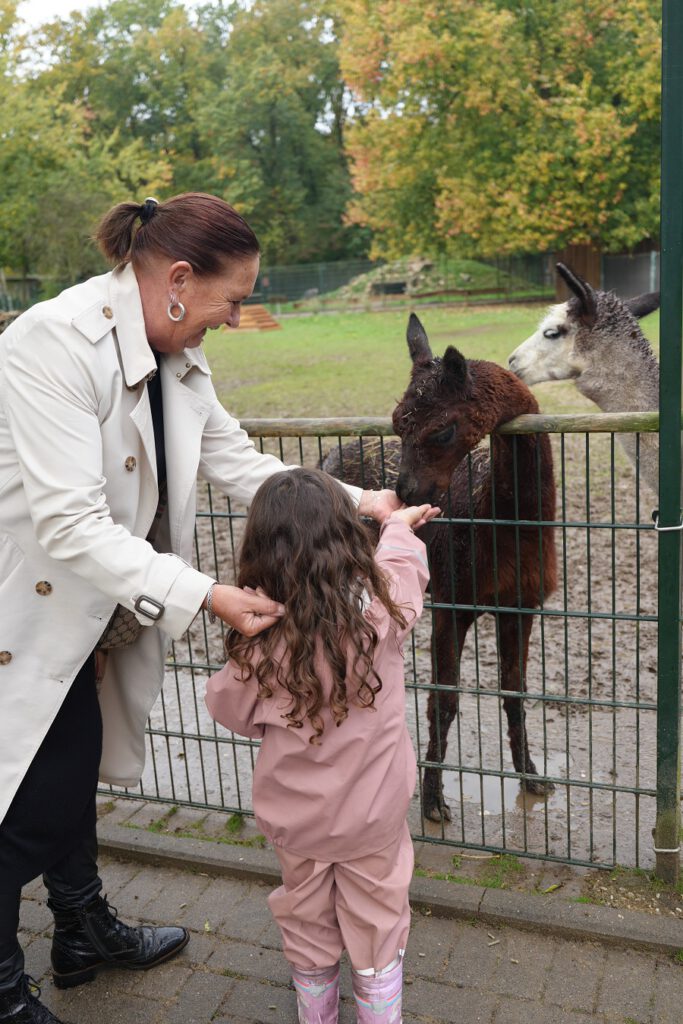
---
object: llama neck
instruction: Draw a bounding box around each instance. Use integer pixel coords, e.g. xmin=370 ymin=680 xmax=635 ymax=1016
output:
xmin=489 ymin=432 xmax=553 ymax=515
xmin=576 ymin=346 xmax=660 ymax=413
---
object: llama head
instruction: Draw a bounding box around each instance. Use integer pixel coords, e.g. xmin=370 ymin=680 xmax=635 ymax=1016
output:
xmin=508 ymin=263 xmax=660 ymax=393
xmin=392 ymin=313 xmax=538 ymax=504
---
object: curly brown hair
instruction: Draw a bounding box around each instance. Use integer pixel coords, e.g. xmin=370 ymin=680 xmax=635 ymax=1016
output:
xmin=225 ymin=468 xmax=408 ymax=743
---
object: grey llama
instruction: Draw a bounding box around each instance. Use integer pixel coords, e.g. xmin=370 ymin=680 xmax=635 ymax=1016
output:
xmin=508 ymin=263 xmax=660 ymax=494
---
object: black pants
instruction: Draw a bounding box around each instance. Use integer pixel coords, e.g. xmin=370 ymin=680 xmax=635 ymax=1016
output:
xmin=0 ymin=656 xmax=103 ymax=991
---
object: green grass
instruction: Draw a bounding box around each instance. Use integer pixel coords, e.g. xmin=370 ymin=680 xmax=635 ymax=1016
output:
xmin=126 ymin=808 xmax=268 ymax=848
xmin=414 ymin=853 xmax=524 ymax=889
xmin=205 ymin=305 xmax=660 ymax=420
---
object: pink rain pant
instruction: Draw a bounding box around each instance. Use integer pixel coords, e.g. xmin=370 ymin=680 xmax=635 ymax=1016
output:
xmin=268 ymin=822 xmax=414 ymax=972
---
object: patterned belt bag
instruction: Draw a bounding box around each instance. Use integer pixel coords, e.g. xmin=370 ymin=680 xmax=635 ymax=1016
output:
xmin=96 ymin=485 xmax=168 ymax=651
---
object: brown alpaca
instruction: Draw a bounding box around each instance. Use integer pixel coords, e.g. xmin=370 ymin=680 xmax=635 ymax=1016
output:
xmin=324 ymin=314 xmax=557 ymax=822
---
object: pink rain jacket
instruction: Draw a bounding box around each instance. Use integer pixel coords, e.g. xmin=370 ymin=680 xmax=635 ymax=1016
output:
xmin=205 ymin=517 xmax=429 ymax=862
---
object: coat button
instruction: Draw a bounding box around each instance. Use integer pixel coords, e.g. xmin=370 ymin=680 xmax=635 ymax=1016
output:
xmin=102 ymin=305 xmax=113 ymax=319
xmin=0 ymin=651 xmax=12 ymax=665
xmin=35 ymin=581 xmax=53 ymax=596
xmin=125 ymin=456 xmax=137 ymax=472
xmin=185 ymin=362 xmax=191 ymax=368
xmin=176 ymin=372 xmax=182 ymax=379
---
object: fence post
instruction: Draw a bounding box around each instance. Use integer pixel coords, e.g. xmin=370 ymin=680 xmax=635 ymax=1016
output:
xmin=654 ymin=0 xmax=683 ymax=885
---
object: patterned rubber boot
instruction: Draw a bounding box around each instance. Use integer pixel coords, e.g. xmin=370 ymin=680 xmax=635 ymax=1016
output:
xmin=351 ymin=955 xmax=403 ymax=1023
xmin=291 ymin=963 xmax=340 ymax=1024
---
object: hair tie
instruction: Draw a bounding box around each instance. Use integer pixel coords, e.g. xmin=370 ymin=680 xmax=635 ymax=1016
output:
xmin=139 ymin=197 xmax=159 ymax=225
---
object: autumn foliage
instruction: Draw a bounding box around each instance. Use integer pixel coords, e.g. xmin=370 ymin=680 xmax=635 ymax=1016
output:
xmin=338 ymin=0 xmax=661 ymax=257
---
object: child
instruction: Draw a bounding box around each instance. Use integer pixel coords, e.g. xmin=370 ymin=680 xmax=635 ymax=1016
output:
xmin=205 ymin=468 xmax=438 ymax=1023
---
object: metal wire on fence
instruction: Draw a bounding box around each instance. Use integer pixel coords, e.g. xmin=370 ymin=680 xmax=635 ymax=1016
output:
xmin=101 ymin=415 xmax=671 ymax=872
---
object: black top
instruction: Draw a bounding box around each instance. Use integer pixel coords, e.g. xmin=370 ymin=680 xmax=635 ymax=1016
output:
xmin=147 ymin=351 xmax=166 ymax=489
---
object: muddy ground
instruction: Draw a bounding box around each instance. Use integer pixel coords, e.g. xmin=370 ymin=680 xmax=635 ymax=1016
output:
xmin=130 ymin=432 xmax=666 ymax=872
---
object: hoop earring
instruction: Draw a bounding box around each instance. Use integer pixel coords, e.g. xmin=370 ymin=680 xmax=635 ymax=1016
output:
xmin=167 ymin=300 xmax=186 ymax=323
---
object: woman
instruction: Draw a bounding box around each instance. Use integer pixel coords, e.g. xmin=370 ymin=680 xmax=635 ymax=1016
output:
xmin=0 ymin=193 xmax=397 ymax=1024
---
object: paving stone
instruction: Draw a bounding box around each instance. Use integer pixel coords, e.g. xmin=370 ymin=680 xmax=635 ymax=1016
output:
xmin=45 ymin=982 xmax=158 ymax=1024
xmin=18 ymin=899 xmax=53 ymax=936
xmin=162 ymin=970 xmax=234 ymax=1024
xmin=129 ymin=961 xmax=193 ymax=999
xmin=121 ymin=802 xmax=171 ymax=830
xmin=99 ymin=798 xmax=144 ymax=826
xmin=220 ymin=977 xmax=296 ymax=1022
xmin=131 ymin=868 xmax=212 ymax=925
xmin=492 ymin=999 xmax=601 ymax=1024
xmin=545 ymin=937 xmax=606 ymax=1012
xmin=446 ymin=923 xmax=554 ymax=1000
xmin=22 ymin=936 xmax=53 ymax=982
xmin=594 ymin=946 xmax=657 ymax=1020
xmin=651 ymin=960 xmax=683 ymax=1024
xmin=96 ymin=795 xmax=117 ymax=819
xmin=208 ymin=939 xmax=292 ymax=985
xmin=407 ymin=913 xmax=458 ymax=980
xmin=97 ymin=856 xmax=142 ymax=898
xmin=338 ymin=997 xmax=357 ymax=1023
xmin=169 ymin=875 xmax=246 ymax=932
xmin=182 ymin=931 xmax=220 ymax=967
xmin=161 ymin=806 xmax=210 ymax=836
xmin=22 ymin=876 xmax=45 ymax=900
xmin=466 ymin=925 xmax=552 ymax=995
xmin=403 ymin=978 xmax=498 ymax=1023
xmin=258 ymin=918 xmax=283 ymax=951
xmin=107 ymin=864 xmax=168 ymax=920
xmin=219 ymin=889 xmax=274 ymax=942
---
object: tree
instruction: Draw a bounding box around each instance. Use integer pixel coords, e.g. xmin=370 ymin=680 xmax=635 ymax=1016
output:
xmin=337 ymin=0 xmax=661 ymax=257
xmin=0 ymin=1 xmax=170 ymax=281
xmin=30 ymin=0 xmax=365 ymax=264
xmin=190 ymin=0 xmax=366 ymax=262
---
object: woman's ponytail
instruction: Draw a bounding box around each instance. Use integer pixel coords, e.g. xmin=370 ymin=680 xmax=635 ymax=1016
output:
xmin=95 ymin=202 xmax=145 ymax=263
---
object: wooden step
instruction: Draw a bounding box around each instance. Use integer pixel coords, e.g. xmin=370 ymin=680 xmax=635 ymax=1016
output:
xmin=235 ymin=304 xmax=280 ymax=331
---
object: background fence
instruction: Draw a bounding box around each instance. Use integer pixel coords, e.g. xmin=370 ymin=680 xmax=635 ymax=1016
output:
xmin=250 ymin=253 xmax=555 ymax=312
xmin=100 ymin=415 xmax=674 ymax=873
xmin=1 ymin=251 xmax=660 ymax=315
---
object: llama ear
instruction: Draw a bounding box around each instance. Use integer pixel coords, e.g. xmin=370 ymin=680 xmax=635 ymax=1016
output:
xmin=625 ymin=291 xmax=660 ymax=320
xmin=406 ymin=313 xmax=432 ymax=364
xmin=442 ymin=346 xmax=469 ymax=390
xmin=556 ymin=262 xmax=597 ymax=328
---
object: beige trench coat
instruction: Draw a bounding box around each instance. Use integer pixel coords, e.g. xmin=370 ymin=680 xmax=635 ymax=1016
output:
xmin=0 ymin=264 xmax=358 ymax=826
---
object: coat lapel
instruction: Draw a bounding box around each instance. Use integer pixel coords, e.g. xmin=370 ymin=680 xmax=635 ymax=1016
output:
xmin=107 ymin=265 xmax=158 ymax=388
xmin=106 ymin=265 xmax=160 ymax=532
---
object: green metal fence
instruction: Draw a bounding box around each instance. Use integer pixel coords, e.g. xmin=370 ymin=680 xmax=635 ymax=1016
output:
xmin=101 ymin=413 xmax=680 ymax=873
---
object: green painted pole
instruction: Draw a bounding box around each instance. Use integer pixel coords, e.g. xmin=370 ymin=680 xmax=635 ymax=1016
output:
xmin=655 ymin=0 xmax=683 ymax=885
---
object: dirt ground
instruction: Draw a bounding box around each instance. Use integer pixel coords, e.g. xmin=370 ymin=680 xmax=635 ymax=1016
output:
xmin=139 ymin=430 xmax=667 ymax=877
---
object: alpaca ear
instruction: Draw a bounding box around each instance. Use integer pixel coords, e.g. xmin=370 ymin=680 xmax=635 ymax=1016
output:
xmin=556 ymin=262 xmax=597 ymax=328
xmin=442 ymin=346 xmax=469 ymax=390
xmin=625 ymin=291 xmax=660 ymax=320
xmin=406 ymin=313 xmax=432 ymax=364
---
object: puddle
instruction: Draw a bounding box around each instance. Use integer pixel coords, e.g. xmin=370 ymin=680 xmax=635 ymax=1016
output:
xmin=443 ymin=750 xmax=568 ymax=817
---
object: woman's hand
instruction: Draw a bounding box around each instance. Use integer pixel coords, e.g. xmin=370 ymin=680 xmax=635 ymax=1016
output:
xmin=392 ymin=503 xmax=441 ymax=530
xmin=358 ymin=488 xmax=402 ymax=523
xmin=205 ymin=584 xmax=284 ymax=636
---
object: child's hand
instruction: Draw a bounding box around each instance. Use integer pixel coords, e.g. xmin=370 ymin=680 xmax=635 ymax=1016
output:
xmin=392 ymin=504 xmax=441 ymax=530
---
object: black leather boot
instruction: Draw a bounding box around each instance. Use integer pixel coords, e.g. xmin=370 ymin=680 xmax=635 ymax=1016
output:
xmin=50 ymin=896 xmax=188 ymax=990
xmin=0 ymin=976 xmax=68 ymax=1023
